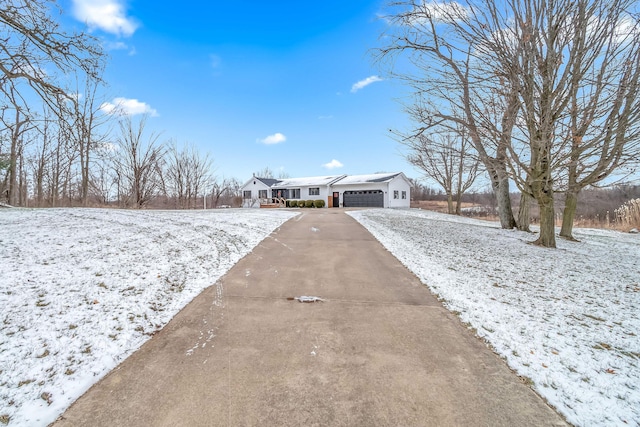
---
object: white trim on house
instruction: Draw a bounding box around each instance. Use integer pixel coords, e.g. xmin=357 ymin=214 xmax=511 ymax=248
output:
xmin=240 ymin=172 xmax=411 ymax=208
xmin=331 ymin=173 xmax=412 ymax=208
xmin=269 ymin=175 xmax=345 ymax=205
xmin=240 ymin=176 xmax=280 ymax=208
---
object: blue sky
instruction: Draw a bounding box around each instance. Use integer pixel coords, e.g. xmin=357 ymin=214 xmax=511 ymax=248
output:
xmin=59 ymin=0 xmax=417 ymax=181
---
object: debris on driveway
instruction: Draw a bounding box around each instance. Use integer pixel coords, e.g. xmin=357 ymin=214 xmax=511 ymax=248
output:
xmin=288 ymin=296 xmax=325 ymax=303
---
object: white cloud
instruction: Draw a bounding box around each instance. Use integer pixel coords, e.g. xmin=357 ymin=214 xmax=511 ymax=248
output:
xmin=100 ymin=97 xmax=158 ymax=116
xmin=402 ymin=1 xmax=469 ymax=27
xmin=257 ymin=133 xmax=287 ymax=145
xmin=72 ymin=0 xmax=138 ymax=37
xmin=104 ymin=41 xmax=137 ymax=55
xmin=351 ymin=75 xmax=383 ymax=93
xmin=318 ymin=115 xmax=334 ymax=120
xmin=322 ymin=159 xmax=344 ymax=169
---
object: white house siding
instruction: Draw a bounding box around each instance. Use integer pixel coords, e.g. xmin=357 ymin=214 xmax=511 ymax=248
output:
xmin=302 ymin=186 xmax=330 ymax=205
xmin=240 ymin=173 xmax=411 ymax=209
xmin=272 ymin=185 xmax=330 ymax=204
xmin=241 ymin=179 xmax=271 ymax=208
xmin=332 ymin=182 xmax=387 ymax=207
xmin=387 ymin=175 xmax=411 ymax=208
xmin=332 ymin=174 xmax=411 ymax=208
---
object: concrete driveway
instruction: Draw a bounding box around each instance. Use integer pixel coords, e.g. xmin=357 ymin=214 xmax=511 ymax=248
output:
xmin=53 ymin=209 xmax=567 ymax=426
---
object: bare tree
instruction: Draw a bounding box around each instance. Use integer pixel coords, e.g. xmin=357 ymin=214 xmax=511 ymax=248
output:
xmin=381 ymin=0 xmax=640 ymax=247
xmin=0 ymin=0 xmax=104 ymax=110
xmin=554 ymin=4 xmax=640 ymax=239
xmin=483 ymin=0 xmax=640 ymax=246
xmin=165 ymin=141 xmax=214 ymax=209
xmin=223 ymin=177 xmax=243 ymax=207
xmin=254 ymin=166 xmax=275 ymax=179
xmin=60 ymin=68 xmax=110 ymax=206
xmin=47 ymin=122 xmax=77 ymax=206
xmin=401 ymin=125 xmax=480 ymax=214
xmin=0 ymin=84 xmax=35 ymax=205
xmin=210 ymin=176 xmax=241 ymax=208
xmin=28 ymin=108 xmax=57 ymax=206
xmin=112 ymin=115 xmax=165 ymax=208
xmin=376 ymin=0 xmax=518 ymax=229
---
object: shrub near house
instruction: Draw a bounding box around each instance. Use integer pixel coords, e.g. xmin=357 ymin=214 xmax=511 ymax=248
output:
xmin=285 ymin=200 xmax=326 ymax=208
xmin=240 ymin=173 xmax=411 ymax=209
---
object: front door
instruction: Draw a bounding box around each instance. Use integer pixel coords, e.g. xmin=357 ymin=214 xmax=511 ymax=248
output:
xmin=332 ymin=192 xmax=339 ymax=208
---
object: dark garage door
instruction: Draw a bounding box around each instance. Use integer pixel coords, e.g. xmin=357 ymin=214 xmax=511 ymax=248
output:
xmin=343 ymin=190 xmax=384 ymax=208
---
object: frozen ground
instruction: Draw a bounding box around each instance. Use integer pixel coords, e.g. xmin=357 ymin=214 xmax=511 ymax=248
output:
xmin=0 ymin=208 xmax=297 ymax=427
xmin=1 ymin=207 xmax=638 ymax=426
xmin=348 ymin=209 xmax=639 ymax=427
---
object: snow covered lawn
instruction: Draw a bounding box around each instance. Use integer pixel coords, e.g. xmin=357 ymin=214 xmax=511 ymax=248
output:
xmin=0 ymin=208 xmax=297 ymax=427
xmin=348 ymin=209 xmax=639 ymax=427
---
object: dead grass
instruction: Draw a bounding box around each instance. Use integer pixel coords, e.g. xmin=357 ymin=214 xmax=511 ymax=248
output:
xmin=411 ymin=200 xmax=482 ymax=213
xmin=412 ymin=200 xmax=638 ymax=231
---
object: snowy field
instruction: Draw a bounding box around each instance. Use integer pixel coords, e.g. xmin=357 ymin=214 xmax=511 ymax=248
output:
xmin=1 ymin=207 xmax=638 ymax=427
xmin=0 ymin=208 xmax=297 ymax=426
xmin=348 ymin=209 xmax=639 ymax=427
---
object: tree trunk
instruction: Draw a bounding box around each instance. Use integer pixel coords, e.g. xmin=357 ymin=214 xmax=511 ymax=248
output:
xmin=7 ymin=138 xmax=18 ymax=206
xmin=8 ymin=125 xmax=19 ymax=206
xmin=517 ymin=192 xmax=531 ymax=232
xmin=446 ymin=193 xmax=454 ymax=214
xmin=18 ymin=147 xmax=25 ymax=206
xmin=490 ymin=165 xmax=517 ymax=229
xmin=531 ymin=182 xmax=556 ymax=248
xmin=560 ymin=189 xmax=579 ymax=240
xmin=81 ymin=142 xmax=89 ymax=206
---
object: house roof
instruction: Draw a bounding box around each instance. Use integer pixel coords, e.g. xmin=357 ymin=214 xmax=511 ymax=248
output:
xmin=272 ymin=175 xmax=345 ymax=188
xmin=242 ymin=173 xmax=408 ymax=190
xmin=255 ymin=177 xmax=281 ymax=187
xmin=332 ymin=172 xmax=403 ymax=186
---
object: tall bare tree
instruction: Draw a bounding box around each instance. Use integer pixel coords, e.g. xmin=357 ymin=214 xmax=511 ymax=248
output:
xmin=400 ymin=124 xmax=480 ymax=214
xmin=112 ymin=115 xmax=165 ymax=208
xmin=60 ymin=68 xmax=110 ymax=206
xmin=480 ymin=0 xmax=640 ymax=246
xmin=29 ymin=108 xmax=56 ymax=206
xmin=165 ymin=141 xmax=214 ymax=209
xmin=0 ymin=0 xmax=104 ymax=110
xmin=381 ymin=0 xmax=640 ymax=247
xmin=211 ymin=176 xmax=238 ymax=208
xmin=377 ymin=0 xmax=518 ymax=229
xmin=553 ymin=3 xmax=640 ymax=239
xmin=0 ymin=84 xmax=35 ymax=205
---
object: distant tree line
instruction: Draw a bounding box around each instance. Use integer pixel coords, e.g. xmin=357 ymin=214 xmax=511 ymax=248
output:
xmin=0 ymin=1 xmax=241 ymax=210
xmin=378 ymin=0 xmax=640 ymax=247
xmin=410 ymin=179 xmax=640 ymax=226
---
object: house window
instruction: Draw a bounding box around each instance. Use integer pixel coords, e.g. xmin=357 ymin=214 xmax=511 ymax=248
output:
xmin=273 ymin=189 xmax=288 ymax=199
xmin=291 ymin=189 xmax=301 ymax=199
xmin=402 ymin=191 xmax=407 ymax=199
xmin=258 ymin=190 xmax=267 ymax=199
xmin=243 ymin=190 xmax=252 ymax=199
xmin=393 ymin=190 xmax=399 ymax=199
xmin=309 ymin=187 xmax=320 ymax=196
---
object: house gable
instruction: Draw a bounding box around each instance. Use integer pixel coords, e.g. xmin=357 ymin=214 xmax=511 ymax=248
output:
xmin=241 ymin=172 xmax=410 ymax=208
xmin=240 ymin=176 xmax=277 ymax=208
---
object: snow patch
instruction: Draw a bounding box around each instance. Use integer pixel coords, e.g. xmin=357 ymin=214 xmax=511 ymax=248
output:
xmin=0 ymin=208 xmax=297 ymax=427
xmin=348 ymin=208 xmax=640 ymax=427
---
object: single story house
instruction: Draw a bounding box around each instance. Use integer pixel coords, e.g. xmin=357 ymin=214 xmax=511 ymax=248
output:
xmin=241 ymin=172 xmax=411 ymax=208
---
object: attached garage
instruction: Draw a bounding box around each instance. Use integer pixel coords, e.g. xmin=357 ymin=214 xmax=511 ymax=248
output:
xmin=332 ymin=173 xmax=411 ymax=209
xmin=343 ymin=190 xmax=384 ymax=208
xmin=240 ymin=172 xmax=411 ymax=209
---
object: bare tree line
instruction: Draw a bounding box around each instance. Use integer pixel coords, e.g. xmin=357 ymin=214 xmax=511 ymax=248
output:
xmin=378 ymin=0 xmax=640 ymax=247
xmin=410 ymin=179 xmax=640 ymax=224
xmin=0 ymin=0 xmax=239 ymax=210
xmin=1 ymin=107 xmax=241 ymax=209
